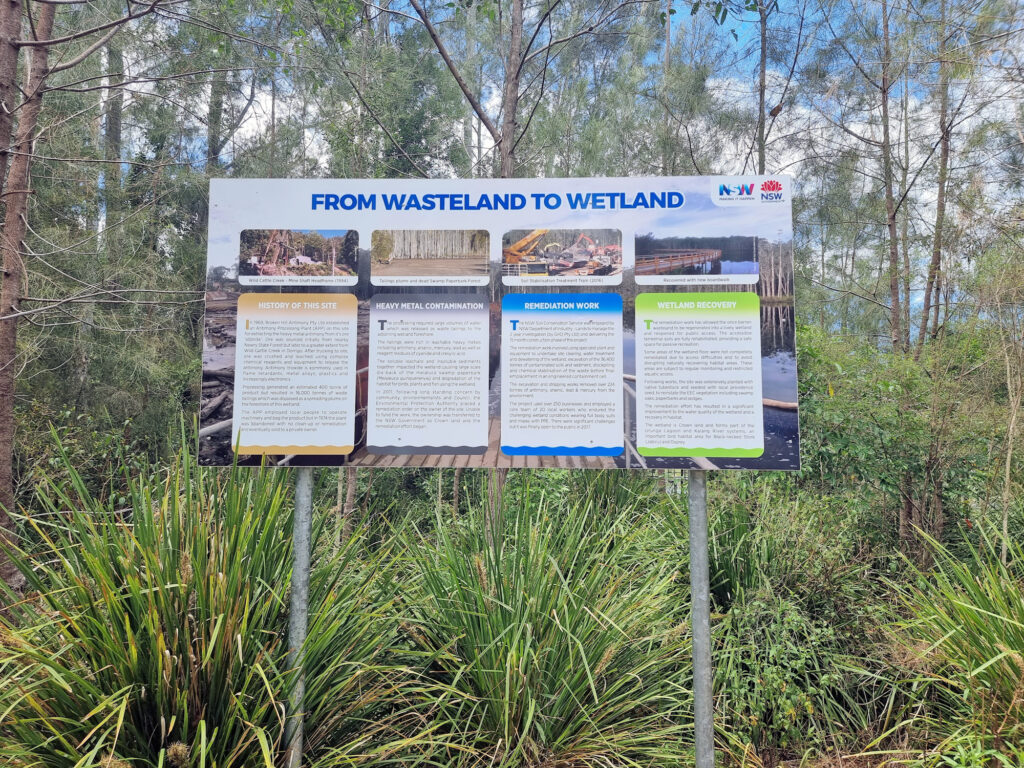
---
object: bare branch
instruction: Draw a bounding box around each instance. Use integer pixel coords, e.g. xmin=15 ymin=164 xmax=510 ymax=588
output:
xmin=520 ymin=0 xmax=653 ymax=68
xmin=153 ymin=6 xmax=283 ymax=52
xmin=808 ymin=277 xmax=891 ymax=312
xmin=407 ymin=0 xmax=501 ymax=145
xmin=2 ymin=287 xmax=202 ymax=321
xmin=359 ymin=0 xmax=419 ymax=24
xmin=17 ymin=0 xmax=168 ymax=48
xmin=515 ymin=0 xmax=563 ymax=79
xmin=212 ymin=73 xmax=258 ymax=158
xmin=48 ymin=23 xmax=118 ymax=74
xmin=817 ymin=0 xmax=881 ymax=91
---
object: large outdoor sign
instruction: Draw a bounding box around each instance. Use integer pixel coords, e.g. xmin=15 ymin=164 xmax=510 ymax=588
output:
xmin=200 ymin=177 xmax=799 ymax=470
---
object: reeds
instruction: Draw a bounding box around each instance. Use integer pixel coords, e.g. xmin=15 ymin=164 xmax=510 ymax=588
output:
xmin=0 ymin=458 xmax=697 ymax=767
xmin=0 ymin=448 xmax=437 ymax=766
xmin=897 ymin=528 xmax=1024 ymax=762
xmin=397 ymin=480 xmax=694 ymax=767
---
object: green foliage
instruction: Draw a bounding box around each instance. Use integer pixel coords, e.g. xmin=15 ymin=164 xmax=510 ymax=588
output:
xmin=795 ymin=325 xmax=999 ymax=553
xmin=0 ymin=447 xmax=437 ymax=767
xmin=898 ymin=528 xmax=1024 ymax=761
xmin=398 ymin=489 xmax=693 ymax=767
xmin=716 ymin=591 xmax=877 ymax=760
xmin=13 ymin=408 xmax=151 ymax=509
xmin=701 ymin=487 xmax=893 ymax=761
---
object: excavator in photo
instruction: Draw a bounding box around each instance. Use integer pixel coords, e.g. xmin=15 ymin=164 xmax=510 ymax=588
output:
xmin=502 ymin=228 xmax=549 ymax=263
xmin=502 ymin=228 xmax=622 ymax=276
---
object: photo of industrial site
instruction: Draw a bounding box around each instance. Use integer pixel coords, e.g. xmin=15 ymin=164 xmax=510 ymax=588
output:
xmin=501 ymin=228 xmax=622 ymax=284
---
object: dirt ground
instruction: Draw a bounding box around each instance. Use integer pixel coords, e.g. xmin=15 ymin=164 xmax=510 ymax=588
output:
xmin=371 ymin=257 xmax=489 ymax=276
xmin=776 ymin=755 xmax=901 ymax=768
xmin=199 ymin=292 xmax=237 ymax=466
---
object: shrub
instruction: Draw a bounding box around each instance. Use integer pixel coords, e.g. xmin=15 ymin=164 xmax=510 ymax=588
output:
xmin=0 ymin=448 xmax=436 ymax=767
xmin=898 ymin=528 xmax=1024 ymax=763
xmin=398 ymin=491 xmax=693 ymax=767
xmin=685 ymin=485 xmax=895 ymax=764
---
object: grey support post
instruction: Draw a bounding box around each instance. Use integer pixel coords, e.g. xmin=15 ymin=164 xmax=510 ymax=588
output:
xmin=688 ymin=469 xmax=715 ymax=768
xmin=286 ymin=466 xmax=314 ymax=768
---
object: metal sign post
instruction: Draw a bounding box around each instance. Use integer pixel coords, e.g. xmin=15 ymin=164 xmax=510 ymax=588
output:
xmin=688 ymin=469 xmax=715 ymax=768
xmin=286 ymin=466 xmax=314 ymax=768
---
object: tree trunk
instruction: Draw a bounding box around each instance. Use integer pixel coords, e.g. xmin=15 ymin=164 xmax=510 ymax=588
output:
xmin=662 ymin=0 xmax=672 ymax=174
xmin=104 ymin=41 xmax=124 ymax=217
xmin=75 ymin=41 xmax=124 ymax=410
xmin=207 ymin=69 xmax=226 ymax=172
xmin=757 ymin=0 xmax=767 ymax=174
xmin=931 ymin=480 xmax=943 ymax=547
xmin=899 ymin=492 xmax=915 ymax=558
xmin=0 ymin=1 xmax=55 ymax=596
xmin=333 ymin=467 xmax=346 ymax=554
xmin=915 ymin=0 xmax=949 ymax=360
xmin=900 ymin=79 xmax=911 ymax=351
xmin=1002 ymin=352 xmax=1021 ymax=564
xmin=880 ymin=0 xmax=903 ymax=354
xmin=360 ymin=467 xmax=375 ymax=515
xmin=343 ymin=466 xmax=357 ymax=542
xmin=929 ymin=273 xmax=942 ymax=340
xmin=452 ymin=466 xmax=462 ymax=519
xmin=0 ymin=0 xmax=23 ymax=193
xmin=498 ymin=0 xmax=523 ymax=178
xmin=464 ymin=4 xmax=477 ymax=176
xmin=487 ymin=0 xmax=524 ymax=543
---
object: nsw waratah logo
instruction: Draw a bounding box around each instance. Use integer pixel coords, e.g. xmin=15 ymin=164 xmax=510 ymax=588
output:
xmin=760 ymin=179 xmax=784 ymax=201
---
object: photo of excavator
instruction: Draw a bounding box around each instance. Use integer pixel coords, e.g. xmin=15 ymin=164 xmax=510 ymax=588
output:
xmin=502 ymin=228 xmax=622 ymax=277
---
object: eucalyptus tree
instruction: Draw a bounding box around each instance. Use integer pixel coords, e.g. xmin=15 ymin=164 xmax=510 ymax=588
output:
xmin=0 ymin=0 xmax=317 ymax=595
xmin=0 ymin=0 xmax=200 ymax=594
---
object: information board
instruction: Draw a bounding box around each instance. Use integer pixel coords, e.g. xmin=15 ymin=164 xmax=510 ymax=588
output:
xmin=200 ymin=177 xmax=799 ymax=470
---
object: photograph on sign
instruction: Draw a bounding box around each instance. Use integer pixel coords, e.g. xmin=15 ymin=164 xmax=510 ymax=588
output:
xmin=501 ymin=228 xmax=623 ymax=285
xmin=370 ymin=229 xmax=490 ymax=286
xmin=239 ymin=229 xmax=359 ymax=286
xmin=635 ymin=235 xmax=760 ymax=284
xmin=199 ymin=176 xmax=798 ymax=470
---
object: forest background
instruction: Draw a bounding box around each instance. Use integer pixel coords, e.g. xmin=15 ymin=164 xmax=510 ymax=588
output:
xmin=0 ymin=0 xmax=1022 ymax=767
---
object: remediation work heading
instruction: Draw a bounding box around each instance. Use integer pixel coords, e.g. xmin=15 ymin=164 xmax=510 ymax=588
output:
xmin=310 ymin=191 xmax=685 ymax=212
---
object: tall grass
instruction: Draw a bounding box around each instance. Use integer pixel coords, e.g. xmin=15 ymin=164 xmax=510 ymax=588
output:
xmin=0 ymin=449 xmax=437 ymax=767
xmin=898 ymin=528 xmax=1024 ymax=761
xmin=398 ymin=484 xmax=693 ymax=767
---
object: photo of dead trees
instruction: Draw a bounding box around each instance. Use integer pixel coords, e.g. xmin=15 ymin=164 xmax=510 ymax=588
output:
xmin=239 ymin=229 xmax=358 ymax=277
xmin=371 ymin=229 xmax=489 ymax=277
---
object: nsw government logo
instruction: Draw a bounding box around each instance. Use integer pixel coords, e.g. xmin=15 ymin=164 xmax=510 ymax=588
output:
xmin=759 ymin=179 xmax=784 ymax=202
xmin=718 ymin=181 xmax=756 ymax=200
xmin=711 ymin=176 xmax=779 ymax=205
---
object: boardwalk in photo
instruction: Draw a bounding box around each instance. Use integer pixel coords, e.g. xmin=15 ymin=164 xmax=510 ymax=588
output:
xmin=635 ymin=249 xmax=723 ymax=274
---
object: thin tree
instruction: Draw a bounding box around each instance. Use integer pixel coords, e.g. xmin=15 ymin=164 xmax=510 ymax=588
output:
xmin=0 ymin=0 xmax=177 ymax=595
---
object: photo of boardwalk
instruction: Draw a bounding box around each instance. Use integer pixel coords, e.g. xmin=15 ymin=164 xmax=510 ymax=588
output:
xmin=635 ymin=234 xmax=759 ymax=276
